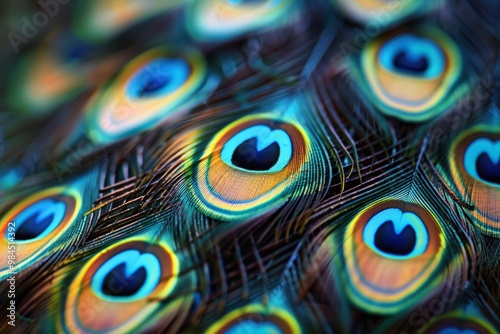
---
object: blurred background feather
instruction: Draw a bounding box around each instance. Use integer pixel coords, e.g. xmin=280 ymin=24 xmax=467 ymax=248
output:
xmin=0 ymin=0 xmax=499 ymax=333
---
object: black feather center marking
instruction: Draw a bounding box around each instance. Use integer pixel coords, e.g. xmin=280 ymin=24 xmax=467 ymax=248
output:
xmin=374 ymin=221 xmax=417 ymax=256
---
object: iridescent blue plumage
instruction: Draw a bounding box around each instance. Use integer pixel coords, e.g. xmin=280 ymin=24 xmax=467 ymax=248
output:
xmin=0 ymin=0 xmax=499 ymax=333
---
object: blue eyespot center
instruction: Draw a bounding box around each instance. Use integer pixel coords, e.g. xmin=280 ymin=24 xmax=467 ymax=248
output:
xmin=101 ymin=263 xmax=147 ymax=297
xmin=55 ymin=32 xmax=95 ymax=61
xmin=63 ymin=41 xmax=94 ymax=61
xmin=226 ymin=320 xmax=283 ymax=334
xmin=138 ymin=75 xmax=171 ymax=97
xmin=476 ymin=152 xmax=500 ymax=184
xmin=17 ymin=213 xmax=54 ymax=241
xmin=91 ymin=250 xmax=161 ymax=302
xmin=373 ymin=220 xmax=417 ymax=256
xmin=363 ymin=208 xmax=429 ymax=259
xmin=226 ymin=0 xmax=274 ymax=6
xmin=12 ymin=198 xmax=66 ymax=242
xmin=464 ymin=138 xmax=500 ymax=186
xmin=126 ymin=58 xmax=190 ymax=99
xmin=221 ymin=125 xmax=293 ymax=173
xmin=231 ymin=137 xmax=281 ymax=171
xmin=379 ymin=34 xmax=445 ymax=79
xmin=393 ymin=50 xmax=429 ymax=74
xmin=437 ymin=327 xmax=479 ymax=334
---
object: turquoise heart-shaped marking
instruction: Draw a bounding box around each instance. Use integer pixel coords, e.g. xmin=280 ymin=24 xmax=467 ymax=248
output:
xmin=378 ymin=33 xmax=445 ymax=79
xmin=362 ymin=208 xmax=429 ymax=260
xmin=226 ymin=320 xmax=283 ymax=334
xmin=91 ymin=250 xmax=161 ymax=302
xmin=437 ymin=327 xmax=478 ymax=334
xmin=12 ymin=198 xmax=66 ymax=243
xmin=464 ymin=138 xmax=500 ymax=187
xmin=221 ymin=125 xmax=292 ymax=173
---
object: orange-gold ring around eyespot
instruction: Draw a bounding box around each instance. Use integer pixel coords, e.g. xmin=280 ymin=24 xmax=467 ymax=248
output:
xmin=190 ymin=115 xmax=310 ymax=220
xmin=343 ymin=199 xmax=445 ymax=313
xmin=63 ymin=238 xmax=179 ymax=333
xmin=448 ymin=126 xmax=500 ymax=236
xmin=0 ymin=187 xmax=81 ymax=279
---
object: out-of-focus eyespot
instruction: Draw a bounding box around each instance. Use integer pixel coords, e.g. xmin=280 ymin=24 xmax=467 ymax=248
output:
xmin=333 ymin=0 xmax=435 ymax=25
xmin=358 ymin=27 xmax=463 ymax=122
xmin=74 ymin=0 xmax=185 ymax=42
xmin=8 ymin=31 xmax=92 ymax=117
xmin=205 ymin=304 xmax=301 ymax=334
xmin=448 ymin=126 xmax=500 ymax=236
xmin=186 ymin=0 xmax=295 ymax=42
xmin=0 ymin=186 xmax=81 ymax=279
xmin=62 ymin=238 xmax=180 ymax=333
xmin=85 ymin=47 xmax=208 ymax=144
xmin=188 ymin=114 xmax=309 ymax=221
xmin=342 ymin=199 xmax=447 ymax=314
xmin=419 ymin=310 xmax=496 ymax=334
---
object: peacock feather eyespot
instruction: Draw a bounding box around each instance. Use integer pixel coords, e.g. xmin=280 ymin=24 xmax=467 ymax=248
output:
xmin=86 ymin=47 xmax=208 ymax=145
xmin=74 ymin=0 xmax=185 ymax=43
xmin=8 ymin=31 xmax=91 ymax=117
xmin=205 ymin=304 xmax=302 ymax=334
xmin=333 ymin=0 xmax=433 ymax=25
xmin=341 ymin=199 xmax=447 ymax=314
xmin=418 ymin=309 xmax=497 ymax=334
xmin=331 ymin=0 xmax=439 ymax=25
xmin=186 ymin=0 xmax=295 ymax=42
xmin=357 ymin=27 xmax=463 ymax=122
xmin=448 ymin=126 xmax=500 ymax=236
xmin=0 ymin=186 xmax=81 ymax=280
xmin=62 ymin=238 xmax=180 ymax=333
xmin=188 ymin=114 xmax=310 ymax=221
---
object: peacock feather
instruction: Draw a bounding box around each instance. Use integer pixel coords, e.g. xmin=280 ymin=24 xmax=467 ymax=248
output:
xmin=0 ymin=0 xmax=500 ymax=333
